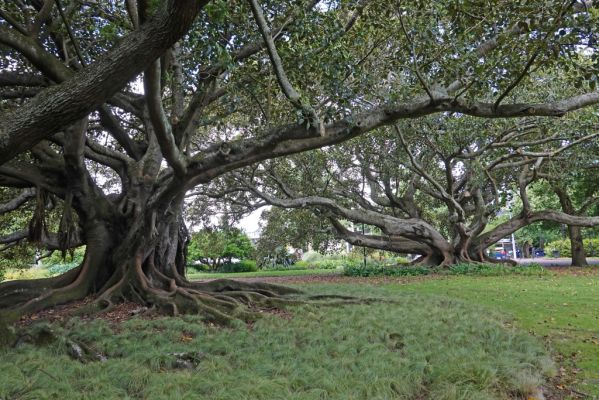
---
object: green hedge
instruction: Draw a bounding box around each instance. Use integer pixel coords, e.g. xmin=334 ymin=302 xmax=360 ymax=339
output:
xmin=444 ymin=263 xmax=547 ymax=276
xmin=291 ymin=256 xmax=410 ymax=271
xmin=217 ymin=259 xmax=258 ymax=273
xmin=343 ymin=263 xmax=430 ymax=277
xmin=343 ymin=262 xmax=547 ymax=277
xmin=294 ymin=259 xmax=345 ymax=270
xmin=545 ymin=238 xmax=599 ymax=258
xmin=260 ymin=263 xmax=313 ymax=271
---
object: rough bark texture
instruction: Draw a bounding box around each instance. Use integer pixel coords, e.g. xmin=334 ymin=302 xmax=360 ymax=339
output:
xmin=567 ymin=225 xmax=588 ymax=266
xmin=0 ymin=200 xmax=301 ymax=326
xmin=554 ymin=186 xmax=588 ymax=267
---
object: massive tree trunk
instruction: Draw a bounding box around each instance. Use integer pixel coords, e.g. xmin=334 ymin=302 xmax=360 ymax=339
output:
xmin=0 ymin=201 xmax=299 ymax=325
xmin=554 ymin=186 xmax=588 ymax=267
xmin=567 ymin=225 xmax=588 ymax=267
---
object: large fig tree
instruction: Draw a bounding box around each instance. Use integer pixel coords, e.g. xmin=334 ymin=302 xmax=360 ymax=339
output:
xmin=1 ymin=0 xmax=598 ymax=321
xmin=214 ymin=113 xmax=599 ymax=266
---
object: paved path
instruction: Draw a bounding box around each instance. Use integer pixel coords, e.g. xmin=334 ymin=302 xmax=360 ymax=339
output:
xmin=515 ymin=257 xmax=599 ymax=267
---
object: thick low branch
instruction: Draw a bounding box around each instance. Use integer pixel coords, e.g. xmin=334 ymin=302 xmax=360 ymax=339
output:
xmin=245 ymin=186 xmax=452 ymax=254
xmin=476 ymin=210 xmax=599 ymax=250
xmin=0 ymin=0 xmax=208 ymax=164
xmin=144 ymin=60 xmax=187 ymax=176
xmin=0 ymin=72 xmax=49 ymax=87
xmin=0 ymin=229 xmax=82 ymax=250
xmin=0 ymin=189 xmax=36 ymax=214
xmin=184 ymin=92 xmax=599 ymax=190
xmin=328 ymin=217 xmax=429 ymax=255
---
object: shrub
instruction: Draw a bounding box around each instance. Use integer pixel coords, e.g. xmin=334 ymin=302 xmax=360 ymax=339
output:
xmin=186 ymin=263 xmax=210 ymax=274
xmin=260 ymin=253 xmax=350 ymax=270
xmin=342 ymin=262 xmax=547 ymax=277
xmin=545 ymin=238 xmax=599 ymax=258
xmin=46 ymin=262 xmax=79 ymax=275
xmin=343 ymin=262 xmax=431 ymax=277
xmin=301 ymin=251 xmax=323 ymax=262
xmin=217 ymin=259 xmax=258 ymax=273
xmin=444 ymin=263 xmax=547 ymax=277
xmin=259 ymin=263 xmax=307 ymax=271
xmin=302 ymin=259 xmax=346 ymax=270
xmin=42 ymin=246 xmax=86 ymax=266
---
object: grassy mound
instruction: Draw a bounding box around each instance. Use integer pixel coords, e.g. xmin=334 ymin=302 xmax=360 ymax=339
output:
xmin=402 ymin=273 xmax=599 ymax=397
xmin=0 ymin=285 xmax=553 ymax=399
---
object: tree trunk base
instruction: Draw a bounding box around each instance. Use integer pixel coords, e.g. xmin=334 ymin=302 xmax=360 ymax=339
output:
xmin=0 ymin=252 xmax=303 ymax=327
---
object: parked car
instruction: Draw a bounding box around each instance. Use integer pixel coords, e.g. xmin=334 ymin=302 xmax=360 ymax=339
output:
xmin=494 ymin=247 xmax=507 ymax=260
xmin=534 ymin=249 xmax=545 ymax=257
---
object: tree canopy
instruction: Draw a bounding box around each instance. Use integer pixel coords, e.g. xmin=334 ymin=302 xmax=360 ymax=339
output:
xmin=187 ymin=227 xmax=254 ymax=270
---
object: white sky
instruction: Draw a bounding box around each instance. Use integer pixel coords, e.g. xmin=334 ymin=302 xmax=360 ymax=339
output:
xmin=236 ymin=207 xmax=266 ymax=238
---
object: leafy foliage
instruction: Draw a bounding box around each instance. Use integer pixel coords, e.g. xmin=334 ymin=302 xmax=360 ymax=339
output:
xmin=187 ymin=228 xmax=254 ymax=270
xmin=254 ymin=208 xmax=336 ymax=266
xmin=343 ymin=262 xmax=548 ymax=277
xmin=545 ymin=238 xmax=599 ymax=258
xmin=46 ymin=262 xmax=79 ymax=276
xmin=344 ymin=263 xmax=431 ymax=277
xmin=216 ymin=259 xmax=258 ymax=273
xmin=42 ymin=246 xmax=86 ymax=266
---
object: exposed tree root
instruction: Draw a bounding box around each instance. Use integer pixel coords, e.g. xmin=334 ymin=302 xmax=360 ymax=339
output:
xmin=0 ymin=246 xmax=394 ymax=334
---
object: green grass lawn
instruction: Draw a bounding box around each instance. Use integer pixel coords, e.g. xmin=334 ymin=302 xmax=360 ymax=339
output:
xmin=187 ymin=268 xmax=339 ymax=280
xmin=0 ymin=284 xmax=553 ymax=400
xmin=397 ymin=273 xmax=599 ymax=397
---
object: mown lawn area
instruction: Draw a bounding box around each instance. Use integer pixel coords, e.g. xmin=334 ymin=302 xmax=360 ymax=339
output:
xmin=1 ymin=284 xmax=553 ymax=400
xmin=398 ymin=271 xmax=599 ymax=397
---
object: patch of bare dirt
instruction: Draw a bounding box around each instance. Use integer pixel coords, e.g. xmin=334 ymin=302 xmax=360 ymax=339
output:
xmin=542 ymin=351 xmax=592 ymax=400
xmin=245 ymin=306 xmax=293 ymax=331
xmin=16 ymin=298 xmax=151 ymax=328
xmin=545 ymin=266 xmax=599 ymax=276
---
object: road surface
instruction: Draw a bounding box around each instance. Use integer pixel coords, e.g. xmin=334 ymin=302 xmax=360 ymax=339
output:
xmin=515 ymin=257 xmax=599 ymax=267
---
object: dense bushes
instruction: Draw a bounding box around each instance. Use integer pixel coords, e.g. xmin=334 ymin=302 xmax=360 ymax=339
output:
xmin=259 ymin=263 xmax=309 ymax=271
xmin=187 ymin=259 xmax=258 ymax=274
xmin=259 ymin=252 xmax=352 ymax=271
xmin=187 ymin=228 xmax=254 ymax=270
xmin=217 ymin=260 xmax=258 ymax=273
xmin=344 ymin=263 xmax=430 ymax=277
xmin=343 ymin=262 xmax=548 ymax=277
xmin=294 ymin=259 xmax=345 ymax=270
xmin=42 ymin=247 xmax=86 ymax=266
xmin=293 ymin=253 xmax=411 ymax=271
xmin=545 ymin=238 xmax=599 ymax=257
